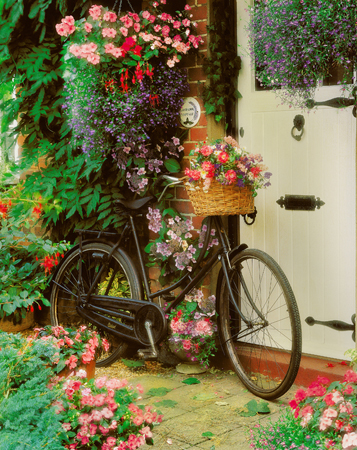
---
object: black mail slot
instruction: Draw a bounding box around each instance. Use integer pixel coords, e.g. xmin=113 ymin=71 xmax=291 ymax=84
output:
xmin=276 ymin=195 xmax=325 ymax=211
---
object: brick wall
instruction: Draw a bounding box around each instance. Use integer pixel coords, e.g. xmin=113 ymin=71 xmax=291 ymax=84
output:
xmin=149 ymin=0 xmax=224 ymax=298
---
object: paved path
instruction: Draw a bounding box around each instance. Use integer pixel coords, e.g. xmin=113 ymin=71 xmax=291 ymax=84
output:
xmin=133 ymin=368 xmax=297 ymax=450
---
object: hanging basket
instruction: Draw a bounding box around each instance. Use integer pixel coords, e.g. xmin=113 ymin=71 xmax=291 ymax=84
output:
xmin=185 ymin=179 xmax=254 ymax=217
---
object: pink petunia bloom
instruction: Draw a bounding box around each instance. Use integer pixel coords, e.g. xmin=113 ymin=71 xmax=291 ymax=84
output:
xmin=182 ymin=18 xmax=191 ymax=27
xmin=99 ymin=425 xmax=110 ymax=435
xmin=107 ymin=436 xmax=117 ymax=447
xmin=344 ymin=370 xmax=357 ymax=384
xmin=134 ymin=23 xmax=141 ymax=32
xmin=185 ymin=4 xmax=191 ymax=10
xmin=225 ymin=169 xmax=237 ymax=184
xmin=173 ymin=21 xmax=181 ymax=29
xmin=120 ymin=27 xmax=128 ymax=36
xmin=200 ymin=145 xmax=213 ymax=156
xmin=195 ymin=319 xmax=212 ymax=335
xmin=161 ymin=25 xmax=170 ymax=37
xmin=136 ymin=383 xmax=144 ymax=394
xmin=90 ymin=410 xmax=102 ymax=422
xmin=154 ymin=24 xmax=161 ymax=32
xmin=95 ymin=376 xmax=107 ymax=389
xmin=133 ymin=415 xmax=144 ymax=426
xmin=142 ymin=11 xmax=150 ymax=20
xmin=89 ymin=423 xmax=97 ymax=435
xmin=78 ymin=413 xmax=91 ymax=425
xmin=62 ymin=423 xmax=71 ymax=431
xmin=140 ymin=426 xmax=153 ymax=438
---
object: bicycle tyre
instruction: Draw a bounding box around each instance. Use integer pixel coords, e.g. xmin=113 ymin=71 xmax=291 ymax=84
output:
xmin=217 ymin=248 xmax=302 ymax=399
xmin=50 ymin=242 xmax=143 ymax=367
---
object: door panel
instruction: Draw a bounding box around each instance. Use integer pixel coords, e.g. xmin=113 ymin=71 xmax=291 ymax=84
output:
xmin=237 ymin=0 xmax=356 ymax=359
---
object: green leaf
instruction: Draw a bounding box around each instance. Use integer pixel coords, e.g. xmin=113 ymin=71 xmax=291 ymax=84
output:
xmin=202 ymin=432 xmax=215 ymax=438
xmin=182 ymin=377 xmax=201 ymax=385
xmin=163 ymin=158 xmax=181 ymax=173
xmin=146 ymin=387 xmax=171 ymax=397
xmin=121 ymin=359 xmax=145 ymax=368
xmin=155 ymin=399 xmax=178 ymax=408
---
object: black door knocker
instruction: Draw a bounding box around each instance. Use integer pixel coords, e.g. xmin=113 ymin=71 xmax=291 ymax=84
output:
xmin=291 ymin=115 xmax=305 ymax=141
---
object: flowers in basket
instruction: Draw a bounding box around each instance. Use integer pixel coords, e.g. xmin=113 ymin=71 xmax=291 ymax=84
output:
xmin=145 ymin=208 xmax=218 ymax=284
xmin=185 ymin=136 xmax=272 ymax=196
xmin=31 ymin=325 xmax=110 ymax=373
xmin=250 ymin=370 xmax=357 ymax=450
xmin=56 ymin=372 xmax=162 ymax=449
xmin=167 ymin=289 xmax=217 ymax=368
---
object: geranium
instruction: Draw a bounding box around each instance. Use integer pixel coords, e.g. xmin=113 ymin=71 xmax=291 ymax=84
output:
xmin=167 ymin=288 xmax=217 ymax=368
xmin=250 ymin=370 xmax=357 ymax=449
xmin=30 ymin=325 xmax=111 ymax=374
xmin=57 ymin=373 xmax=162 ymax=449
xmin=185 ymin=136 xmax=272 ymax=197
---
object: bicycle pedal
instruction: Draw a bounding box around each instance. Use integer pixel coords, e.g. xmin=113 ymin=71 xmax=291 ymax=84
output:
xmin=137 ymin=349 xmax=158 ymax=361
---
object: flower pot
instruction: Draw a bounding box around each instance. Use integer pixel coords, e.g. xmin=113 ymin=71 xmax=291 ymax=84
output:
xmin=0 ymin=311 xmax=35 ymax=332
xmin=168 ymin=341 xmax=206 ymax=374
xmin=57 ymin=358 xmax=96 ymax=380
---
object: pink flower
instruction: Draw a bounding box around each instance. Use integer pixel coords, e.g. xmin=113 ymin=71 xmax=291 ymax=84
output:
xmin=120 ymin=27 xmax=128 ymax=36
xmin=342 ymin=432 xmax=357 ymax=450
xmin=294 ymin=388 xmax=307 ymax=403
xmin=55 ymin=16 xmax=75 ymax=36
xmin=142 ymin=11 xmax=150 ymax=19
xmin=62 ymin=423 xmax=71 ymax=431
xmin=162 ymin=25 xmax=170 ymax=37
xmin=103 ymin=11 xmax=117 ymax=22
xmin=140 ymin=426 xmax=153 ymax=438
xmin=78 ymin=413 xmax=91 ymax=425
xmin=185 ymin=168 xmax=201 ymax=181
xmin=101 ymin=407 xmax=114 ymax=419
xmin=185 ymin=4 xmax=191 ymax=10
xmin=107 ymin=436 xmax=117 ymax=447
xmin=195 ymin=319 xmax=212 ymax=335
xmin=99 ymin=425 xmax=110 ymax=435
xmin=199 ymin=145 xmax=213 ymax=156
xmin=182 ymin=19 xmax=191 ymax=27
xmin=133 ymin=415 xmax=143 ymax=426
xmin=154 ymin=24 xmax=161 ymax=32
xmin=65 ymin=354 xmax=78 ymax=369
xmin=136 ymin=383 xmax=144 ymax=394
xmin=217 ymin=151 xmax=229 ymax=163
xmin=344 ymin=370 xmax=357 ymax=384
xmin=90 ymin=410 xmax=102 ymax=422
xmin=84 ymin=22 xmax=92 ymax=33
xmin=89 ymin=5 xmax=102 ymax=20
xmin=95 ymin=376 xmax=107 ymax=389
xmin=250 ymin=166 xmax=262 ymax=178
xmin=89 ymin=423 xmax=97 ymax=435
xmin=102 ymin=27 xmax=117 ymax=38
xmin=134 ymin=23 xmax=140 ymax=32
xmin=225 ymin=169 xmax=237 ymax=184
xmin=182 ymin=339 xmax=191 ymax=351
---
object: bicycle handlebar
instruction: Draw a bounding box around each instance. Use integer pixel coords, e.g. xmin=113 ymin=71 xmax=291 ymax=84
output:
xmin=153 ymin=174 xmax=187 ymax=203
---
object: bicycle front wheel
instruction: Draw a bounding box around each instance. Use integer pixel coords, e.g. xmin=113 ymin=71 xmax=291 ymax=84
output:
xmin=217 ymin=249 xmax=302 ymax=399
xmin=50 ymin=242 xmax=143 ymax=367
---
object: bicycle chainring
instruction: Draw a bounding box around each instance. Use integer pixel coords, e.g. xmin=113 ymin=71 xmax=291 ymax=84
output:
xmin=133 ymin=303 xmax=167 ymax=345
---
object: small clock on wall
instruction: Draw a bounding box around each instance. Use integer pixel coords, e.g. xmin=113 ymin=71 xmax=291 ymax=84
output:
xmin=180 ymin=97 xmax=201 ymax=128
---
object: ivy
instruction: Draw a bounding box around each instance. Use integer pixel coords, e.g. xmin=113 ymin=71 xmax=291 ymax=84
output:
xmin=202 ymin=0 xmax=242 ymax=124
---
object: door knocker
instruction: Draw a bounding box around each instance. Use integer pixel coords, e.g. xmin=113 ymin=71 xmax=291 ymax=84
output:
xmin=291 ymin=115 xmax=305 ymax=141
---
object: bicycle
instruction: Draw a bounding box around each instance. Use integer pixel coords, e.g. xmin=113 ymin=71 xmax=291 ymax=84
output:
xmin=50 ymin=175 xmax=302 ymax=400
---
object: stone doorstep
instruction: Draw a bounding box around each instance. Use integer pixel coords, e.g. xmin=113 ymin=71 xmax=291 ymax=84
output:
xmin=210 ymin=350 xmax=350 ymax=389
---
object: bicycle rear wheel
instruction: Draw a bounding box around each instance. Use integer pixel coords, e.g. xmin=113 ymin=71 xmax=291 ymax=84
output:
xmin=217 ymin=249 xmax=301 ymax=399
xmin=50 ymin=242 xmax=142 ymax=367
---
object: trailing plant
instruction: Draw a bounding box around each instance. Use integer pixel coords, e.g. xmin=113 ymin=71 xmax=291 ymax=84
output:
xmin=202 ymin=0 xmax=241 ymax=124
xmin=167 ymin=288 xmax=218 ymax=368
xmin=247 ymin=0 xmax=357 ymax=108
xmin=145 ymin=207 xmax=218 ymax=285
xmin=0 ymin=192 xmax=71 ymax=319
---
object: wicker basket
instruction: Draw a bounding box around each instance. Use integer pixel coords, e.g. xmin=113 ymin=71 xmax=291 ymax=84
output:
xmin=185 ymin=179 xmax=254 ymax=217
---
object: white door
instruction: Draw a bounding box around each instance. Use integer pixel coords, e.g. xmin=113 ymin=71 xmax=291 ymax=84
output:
xmin=237 ymin=0 xmax=356 ymax=360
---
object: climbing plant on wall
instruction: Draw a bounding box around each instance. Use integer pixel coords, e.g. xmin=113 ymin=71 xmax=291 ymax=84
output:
xmin=202 ymin=0 xmax=241 ymax=126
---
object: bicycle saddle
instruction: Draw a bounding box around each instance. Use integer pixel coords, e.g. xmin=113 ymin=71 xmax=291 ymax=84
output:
xmin=114 ymin=196 xmax=154 ymax=211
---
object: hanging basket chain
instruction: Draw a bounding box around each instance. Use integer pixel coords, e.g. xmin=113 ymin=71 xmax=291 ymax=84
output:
xmin=112 ymin=0 xmax=135 ymax=15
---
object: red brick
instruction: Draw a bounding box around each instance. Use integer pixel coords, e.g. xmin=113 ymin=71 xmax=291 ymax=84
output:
xmin=190 ymin=127 xmax=208 ymax=142
xmin=196 ymin=22 xmax=207 ymax=36
xmin=171 ymin=200 xmax=195 ymax=214
xmin=192 ymin=216 xmax=204 ymax=229
xmin=187 ymin=83 xmax=199 ymax=96
xmin=187 ymin=0 xmax=196 ymax=5
xmin=198 ymin=114 xmax=207 ymax=127
xmin=191 ymin=5 xmax=207 ymax=20
xmin=149 ymin=267 xmax=161 ymax=280
xmin=175 ymin=186 xmax=189 ymax=200
xmin=188 ymin=67 xmax=206 ymax=82
xmin=180 ymin=54 xmax=197 ymax=68
xmin=182 ymin=142 xmax=197 ymax=153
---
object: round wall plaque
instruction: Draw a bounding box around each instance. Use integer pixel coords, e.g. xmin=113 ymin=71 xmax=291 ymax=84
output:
xmin=180 ymin=97 xmax=201 ymax=128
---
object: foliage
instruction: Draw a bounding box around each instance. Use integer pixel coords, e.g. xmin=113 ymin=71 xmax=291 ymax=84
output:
xmin=58 ymin=373 xmax=161 ymax=449
xmin=167 ymin=288 xmax=218 ymax=368
xmin=0 ymin=1 xmax=202 ymax=240
xmin=31 ymin=325 xmax=111 ymax=374
xmin=185 ymin=136 xmax=272 ymax=197
xmin=250 ymin=371 xmax=357 ymax=449
xmin=0 ymin=332 xmax=65 ymax=450
xmin=0 ymin=193 xmax=70 ymax=319
xmin=145 ymin=207 xmax=218 ymax=285
xmin=247 ymin=0 xmax=357 ymax=108
xmin=202 ymin=0 xmax=241 ymax=123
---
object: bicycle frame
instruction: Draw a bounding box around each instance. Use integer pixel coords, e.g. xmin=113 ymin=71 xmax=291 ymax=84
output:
xmin=73 ymin=213 xmax=253 ymax=341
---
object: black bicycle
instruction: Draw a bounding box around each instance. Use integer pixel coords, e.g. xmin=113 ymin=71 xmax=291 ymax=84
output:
xmin=50 ymin=175 xmax=302 ymax=400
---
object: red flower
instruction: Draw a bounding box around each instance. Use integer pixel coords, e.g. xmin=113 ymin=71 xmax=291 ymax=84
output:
xmin=33 ymin=203 xmax=43 ymax=218
xmin=40 ymin=255 xmax=56 ymax=274
xmin=250 ymin=166 xmax=262 ymax=178
xmin=217 ymin=151 xmax=229 ymax=163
